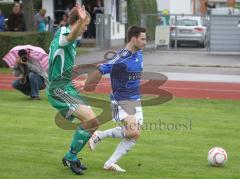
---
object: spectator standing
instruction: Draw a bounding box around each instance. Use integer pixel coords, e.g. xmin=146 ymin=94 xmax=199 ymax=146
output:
xmin=34 ymin=8 xmax=48 ymax=32
xmin=59 ymin=13 xmax=68 ymax=27
xmin=0 ymin=9 xmax=5 ymax=32
xmin=92 ymin=0 xmax=104 ymax=38
xmin=83 ymin=4 xmax=93 ymax=38
xmin=6 ymin=3 xmax=25 ymax=31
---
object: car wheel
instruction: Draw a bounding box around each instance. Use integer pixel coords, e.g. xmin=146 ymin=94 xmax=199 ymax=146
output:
xmin=200 ymin=42 xmax=205 ymax=48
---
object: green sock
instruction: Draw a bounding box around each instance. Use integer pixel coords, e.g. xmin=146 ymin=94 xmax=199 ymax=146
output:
xmin=65 ymin=126 xmax=92 ymax=161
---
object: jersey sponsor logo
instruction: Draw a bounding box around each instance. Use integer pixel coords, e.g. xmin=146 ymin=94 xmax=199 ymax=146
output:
xmin=128 ymin=72 xmax=141 ymax=80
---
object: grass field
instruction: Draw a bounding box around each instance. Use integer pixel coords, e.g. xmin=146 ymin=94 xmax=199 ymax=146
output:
xmin=0 ymin=90 xmax=240 ymax=179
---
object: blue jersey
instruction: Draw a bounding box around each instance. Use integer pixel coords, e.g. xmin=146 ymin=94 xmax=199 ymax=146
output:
xmin=98 ymin=49 xmax=143 ymax=101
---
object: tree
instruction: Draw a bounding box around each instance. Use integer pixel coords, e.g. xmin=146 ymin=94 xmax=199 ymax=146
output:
xmin=22 ymin=0 xmax=35 ymax=31
xmin=127 ymin=0 xmax=157 ymax=41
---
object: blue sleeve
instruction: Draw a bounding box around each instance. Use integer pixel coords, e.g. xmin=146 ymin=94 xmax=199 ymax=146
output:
xmin=98 ymin=63 xmax=113 ymax=74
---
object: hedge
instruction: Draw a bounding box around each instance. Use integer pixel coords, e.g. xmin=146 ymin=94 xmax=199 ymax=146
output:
xmin=127 ymin=0 xmax=158 ymax=41
xmin=0 ymin=31 xmax=51 ymax=67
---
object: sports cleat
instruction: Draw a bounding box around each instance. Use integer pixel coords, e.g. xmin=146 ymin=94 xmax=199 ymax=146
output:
xmin=62 ymin=157 xmax=87 ymax=170
xmin=88 ymin=131 xmax=101 ymax=151
xmin=76 ymin=158 xmax=87 ymax=170
xmin=62 ymin=157 xmax=84 ymax=175
xmin=103 ymin=163 xmax=126 ymax=172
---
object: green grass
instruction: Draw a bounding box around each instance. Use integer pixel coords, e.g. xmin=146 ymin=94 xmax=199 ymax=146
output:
xmin=0 ymin=90 xmax=240 ymax=179
xmin=0 ymin=68 xmax=11 ymax=74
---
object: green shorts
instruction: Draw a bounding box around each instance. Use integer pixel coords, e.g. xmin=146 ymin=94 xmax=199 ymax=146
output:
xmin=47 ymin=84 xmax=88 ymax=120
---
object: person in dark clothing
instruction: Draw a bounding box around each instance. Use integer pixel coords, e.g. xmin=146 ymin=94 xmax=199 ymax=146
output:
xmin=92 ymin=0 xmax=104 ymax=38
xmin=7 ymin=3 xmax=25 ymax=32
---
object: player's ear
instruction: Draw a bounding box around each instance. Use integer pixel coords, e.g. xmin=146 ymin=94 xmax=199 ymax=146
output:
xmin=131 ymin=37 xmax=136 ymax=43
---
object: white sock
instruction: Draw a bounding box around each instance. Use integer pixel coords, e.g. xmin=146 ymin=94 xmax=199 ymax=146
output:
xmin=105 ymin=138 xmax=136 ymax=166
xmin=98 ymin=126 xmax=125 ymax=139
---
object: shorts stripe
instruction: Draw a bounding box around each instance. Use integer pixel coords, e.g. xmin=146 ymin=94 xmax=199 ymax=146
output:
xmin=54 ymin=88 xmax=80 ymax=109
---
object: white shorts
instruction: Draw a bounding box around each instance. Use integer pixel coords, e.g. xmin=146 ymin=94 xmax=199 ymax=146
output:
xmin=111 ymin=100 xmax=143 ymax=125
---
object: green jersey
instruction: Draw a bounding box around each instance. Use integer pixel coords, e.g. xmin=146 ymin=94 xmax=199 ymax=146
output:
xmin=48 ymin=26 xmax=77 ymax=84
xmin=46 ymin=26 xmax=86 ymax=119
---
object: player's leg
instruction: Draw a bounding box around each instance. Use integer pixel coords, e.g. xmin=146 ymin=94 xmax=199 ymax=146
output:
xmin=63 ymin=103 xmax=99 ymax=175
xmin=89 ymin=126 xmax=125 ymax=151
xmin=89 ymin=100 xmax=142 ymax=150
xmin=88 ymin=100 xmax=127 ymax=151
xmin=103 ymin=115 xmax=140 ymax=172
xmin=50 ymin=88 xmax=99 ymax=175
xmin=103 ymin=101 xmax=143 ymax=172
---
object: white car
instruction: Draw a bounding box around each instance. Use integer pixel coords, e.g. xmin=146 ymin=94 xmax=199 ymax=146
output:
xmin=170 ymin=16 xmax=208 ymax=47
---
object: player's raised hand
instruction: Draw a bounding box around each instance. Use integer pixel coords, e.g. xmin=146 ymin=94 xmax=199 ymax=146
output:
xmin=76 ymin=3 xmax=86 ymax=21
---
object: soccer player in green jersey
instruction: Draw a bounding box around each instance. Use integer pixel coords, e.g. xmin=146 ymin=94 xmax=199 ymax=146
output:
xmin=46 ymin=4 xmax=99 ymax=175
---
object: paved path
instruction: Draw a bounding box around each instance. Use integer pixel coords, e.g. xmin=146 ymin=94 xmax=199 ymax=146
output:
xmin=76 ymin=49 xmax=240 ymax=74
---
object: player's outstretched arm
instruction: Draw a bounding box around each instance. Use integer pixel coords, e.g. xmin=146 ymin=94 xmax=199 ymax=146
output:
xmin=83 ymin=70 xmax=103 ymax=92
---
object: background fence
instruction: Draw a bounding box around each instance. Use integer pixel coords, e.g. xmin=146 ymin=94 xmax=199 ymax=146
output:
xmin=140 ymin=13 xmax=240 ymax=53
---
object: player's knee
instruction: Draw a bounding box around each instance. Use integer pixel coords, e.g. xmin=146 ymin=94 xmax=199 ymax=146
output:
xmin=91 ymin=118 xmax=100 ymax=128
xmin=133 ymin=130 xmax=140 ymax=140
xmin=88 ymin=118 xmax=100 ymax=129
xmin=80 ymin=117 xmax=99 ymax=132
xmin=126 ymin=130 xmax=140 ymax=140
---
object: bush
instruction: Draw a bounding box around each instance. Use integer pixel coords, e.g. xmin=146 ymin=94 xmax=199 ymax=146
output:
xmin=0 ymin=31 xmax=51 ymax=67
xmin=127 ymin=0 xmax=158 ymax=41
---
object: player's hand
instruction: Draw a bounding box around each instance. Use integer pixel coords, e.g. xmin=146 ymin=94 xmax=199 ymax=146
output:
xmin=76 ymin=3 xmax=86 ymax=21
xmin=72 ymin=77 xmax=86 ymax=90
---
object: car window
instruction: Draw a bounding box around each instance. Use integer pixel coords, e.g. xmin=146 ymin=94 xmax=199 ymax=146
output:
xmin=176 ymin=19 xmax=198 ymax=26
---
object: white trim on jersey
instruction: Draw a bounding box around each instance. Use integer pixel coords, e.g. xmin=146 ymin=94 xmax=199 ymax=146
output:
xmin=107 ymin=49 xmax=130 ymax=64
xmin=59 ymin=27 xmax=70 ymax=47
xmin=53 ymin=49 xmax=65 ymax=76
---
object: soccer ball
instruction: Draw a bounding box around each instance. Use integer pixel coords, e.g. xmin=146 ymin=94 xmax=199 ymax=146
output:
xmin=208 ymin=147 xmax=228 ymax=166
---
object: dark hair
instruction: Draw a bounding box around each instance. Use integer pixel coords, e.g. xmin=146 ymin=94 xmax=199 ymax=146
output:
xmin=18 ymin=49 xmax=27 ymax=57
xmin=127 ymin=26 xmax=146 ymax=42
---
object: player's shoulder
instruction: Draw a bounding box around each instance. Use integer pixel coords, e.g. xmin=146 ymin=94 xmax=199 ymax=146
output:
xmin=106 ymin=48 xmax=131 ymax=64
xmin=60 ymin=26 xmax=71 ymax=34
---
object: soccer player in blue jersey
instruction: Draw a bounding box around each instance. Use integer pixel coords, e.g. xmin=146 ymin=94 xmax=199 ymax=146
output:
xmin=83 ymin=26 xmax=146 ymax=172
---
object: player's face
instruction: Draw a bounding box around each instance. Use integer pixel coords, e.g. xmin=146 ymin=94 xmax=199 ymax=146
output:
xmin=133 ymin=32 xmax=147 ymax=50
xmin=80 ymin=18 xmax=90 ymax=33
